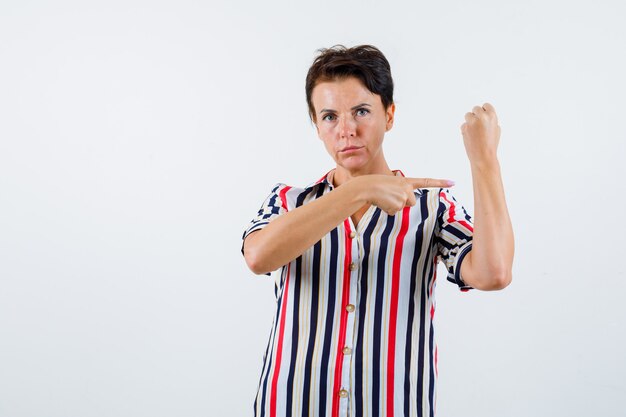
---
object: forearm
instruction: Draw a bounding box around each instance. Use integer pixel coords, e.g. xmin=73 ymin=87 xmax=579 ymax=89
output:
xmin=243 ymin=179 xmax=366 ymax=275
xmin=464 ymin=159 xmax=515 ymax=290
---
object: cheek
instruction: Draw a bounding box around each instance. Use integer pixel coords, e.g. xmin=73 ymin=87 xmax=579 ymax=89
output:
xmin=362 ymin=120 xmax=384 ymax=139
xmin=319 ymin=124 xmax=335 ymax=137
xmin=318 ymin=128 xmax=336 ymax=146
xmin=318 ymin=135 xmax=335 ymax=153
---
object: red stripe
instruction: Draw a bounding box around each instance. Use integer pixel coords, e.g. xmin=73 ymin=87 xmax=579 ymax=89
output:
xmin=440 ymin=191 xmax=456 ymax=221
xmin=279 ymin=186 xmax=292 ymax=212
xmin=269 ymin=263 xmax=291 ymax=417
xmin=386 ymin=206 xmax=411 ymax=417
xmin=331 ymin=219 xmax=353 ymax=417
xmin=459 ymin=219 xmax=474 ymax=232
xmin=440 ymin=191 xmax=474 ymax=232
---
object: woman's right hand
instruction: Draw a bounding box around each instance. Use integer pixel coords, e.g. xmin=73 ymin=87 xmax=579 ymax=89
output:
xmin=353 ymin=175 xmax=455 ymax=216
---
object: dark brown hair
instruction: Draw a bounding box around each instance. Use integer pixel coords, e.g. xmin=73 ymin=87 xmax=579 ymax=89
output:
xmin=305 ymin=44 xmax=394 ymax=122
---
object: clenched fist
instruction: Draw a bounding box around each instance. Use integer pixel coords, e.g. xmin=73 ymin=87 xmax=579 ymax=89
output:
xmin=461 ymin=102 xmax=501 ymax=165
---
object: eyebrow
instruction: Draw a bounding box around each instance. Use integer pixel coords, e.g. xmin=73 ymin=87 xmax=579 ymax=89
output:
xmin=319 ymin=103 xmax=372 ymax=114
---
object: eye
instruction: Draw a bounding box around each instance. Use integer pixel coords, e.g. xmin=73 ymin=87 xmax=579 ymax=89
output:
xmin=355 ymin=108 xmax=370 ymax=117
xmin=322 ymin=113 xmax=337 ymax=122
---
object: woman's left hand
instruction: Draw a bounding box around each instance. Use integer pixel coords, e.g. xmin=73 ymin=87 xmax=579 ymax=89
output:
xmin=460 ymin=102 xmax=501 ymax=165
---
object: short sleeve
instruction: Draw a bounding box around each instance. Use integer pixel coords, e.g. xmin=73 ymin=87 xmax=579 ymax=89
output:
xmin=435 ymin=188 xmax=474 ymax=291
xmin=241 ymin=183 xmax=289 ymax=275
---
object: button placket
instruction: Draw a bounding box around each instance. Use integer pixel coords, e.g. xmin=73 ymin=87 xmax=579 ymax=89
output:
xmin=339 ymin=229 xmax=360 ymax=410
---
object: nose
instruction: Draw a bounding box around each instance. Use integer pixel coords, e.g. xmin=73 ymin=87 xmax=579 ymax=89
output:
xmin=338 ymin=115 xmax=356 ymax=138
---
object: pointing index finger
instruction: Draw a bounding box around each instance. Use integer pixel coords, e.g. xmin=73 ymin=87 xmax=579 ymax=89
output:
xmin=406 ymin=177 xmax=455 ymax=189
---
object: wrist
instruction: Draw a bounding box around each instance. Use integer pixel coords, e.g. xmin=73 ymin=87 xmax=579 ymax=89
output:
xmin=345 ymin=175 xmax=371 ymax=206
xmin=470 ymin=157 xmax=501 ymax=173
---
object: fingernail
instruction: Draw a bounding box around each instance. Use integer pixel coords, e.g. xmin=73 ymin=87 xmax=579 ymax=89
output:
xmin=446 ymin=180 xmax=456 ymax=186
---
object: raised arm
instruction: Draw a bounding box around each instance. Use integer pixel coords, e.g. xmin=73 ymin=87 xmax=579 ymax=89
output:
xmin=458 ymin=103 xmax=515 ymax=290
xmin=243 ymin=175 xmax=453 ymax=275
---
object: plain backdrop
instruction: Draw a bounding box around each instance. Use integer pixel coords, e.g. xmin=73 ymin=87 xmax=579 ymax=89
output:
xmin=1 ymin=1 xmax=625 ymax=416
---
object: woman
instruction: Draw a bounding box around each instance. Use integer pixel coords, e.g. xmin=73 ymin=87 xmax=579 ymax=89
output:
xmin=242 ymin=44 xmax=514 ymax=417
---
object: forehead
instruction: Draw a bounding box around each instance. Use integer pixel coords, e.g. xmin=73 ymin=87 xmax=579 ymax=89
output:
xmin=311 ymin=76 xmax=380 ymax=109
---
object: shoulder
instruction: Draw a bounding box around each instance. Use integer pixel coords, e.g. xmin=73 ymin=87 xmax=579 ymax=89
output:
xmin=263 ymin=183 xmax=292 ymax=212
xmin=266 ymin=181 xmax=329 ymax=212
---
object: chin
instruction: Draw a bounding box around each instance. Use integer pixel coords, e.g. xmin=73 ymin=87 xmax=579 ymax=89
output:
xmin=337 ymin=159 xmax=369 ymax=172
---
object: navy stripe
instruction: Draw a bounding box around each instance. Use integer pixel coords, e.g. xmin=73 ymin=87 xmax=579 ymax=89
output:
xmin=318 ymin=226 xmax=339 ymax=417
xmin=428 ymin=319 xmax=435 ymax=417
xmin=355 ymin=208 xmax=381 ymax=417
xmin=256 ymin=265 xmax=289 ymax=416
xmin=404 ymin=194 xmax=427 ymax=416
xmin=301 ymin=185 xmax=325 ymax=416
xmin=372 ymin=213 xmax=396 ymax=417
xmin=285 ymin=256 xmax=301 ymax=415
xmin=254 ymin=328 xmax=272 ymax=416
xmin=416 ymin=241 xmax=429 ymax=417
xmin=285 ymin=189 xmax=315 ymax=414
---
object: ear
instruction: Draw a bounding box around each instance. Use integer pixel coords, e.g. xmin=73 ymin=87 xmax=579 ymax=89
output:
xmin=385 ymin=103 xmax=396 ymax=132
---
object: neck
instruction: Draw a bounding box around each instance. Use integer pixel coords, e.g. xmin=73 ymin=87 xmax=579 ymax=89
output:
xmin=332 ymin=159 xmax=393 ymax=188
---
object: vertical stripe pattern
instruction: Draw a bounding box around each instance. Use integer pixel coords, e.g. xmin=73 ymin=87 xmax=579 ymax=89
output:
xmin=242 ymin=169 xmax=474 ymax=417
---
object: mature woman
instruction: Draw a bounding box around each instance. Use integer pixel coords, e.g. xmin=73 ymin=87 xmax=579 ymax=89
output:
xmin=242 ymin=44 xmax=514 ymax=417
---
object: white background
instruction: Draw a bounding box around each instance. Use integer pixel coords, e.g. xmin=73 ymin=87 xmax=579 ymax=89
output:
xmin=1 ymin=1 xmax=624 ymax=416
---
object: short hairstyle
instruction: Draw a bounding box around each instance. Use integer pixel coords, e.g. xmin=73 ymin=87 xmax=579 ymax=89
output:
xmin=305 ymin=44 xmax=394 ymax=123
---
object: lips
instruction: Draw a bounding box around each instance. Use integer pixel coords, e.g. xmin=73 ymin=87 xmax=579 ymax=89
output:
xmin=340 ymin=146 xmax=363 ymax=152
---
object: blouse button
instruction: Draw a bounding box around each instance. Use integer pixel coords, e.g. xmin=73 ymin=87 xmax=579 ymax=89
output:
xmin=339 ymin=389 xmax=349 ymax=398
xmin=350 ymin=231 xmax=356 ymax=239
xmin=342 ymin=346 xmax=352 ymax=355
xmin=349 ymin=262 xmax=357 ymax=271
xmin=346 ymin=304 xmax=355 ymax=312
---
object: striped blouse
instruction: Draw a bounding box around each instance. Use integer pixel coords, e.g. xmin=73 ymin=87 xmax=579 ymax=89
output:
xmin=241 ymin=169 xmax=474 ymax=417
